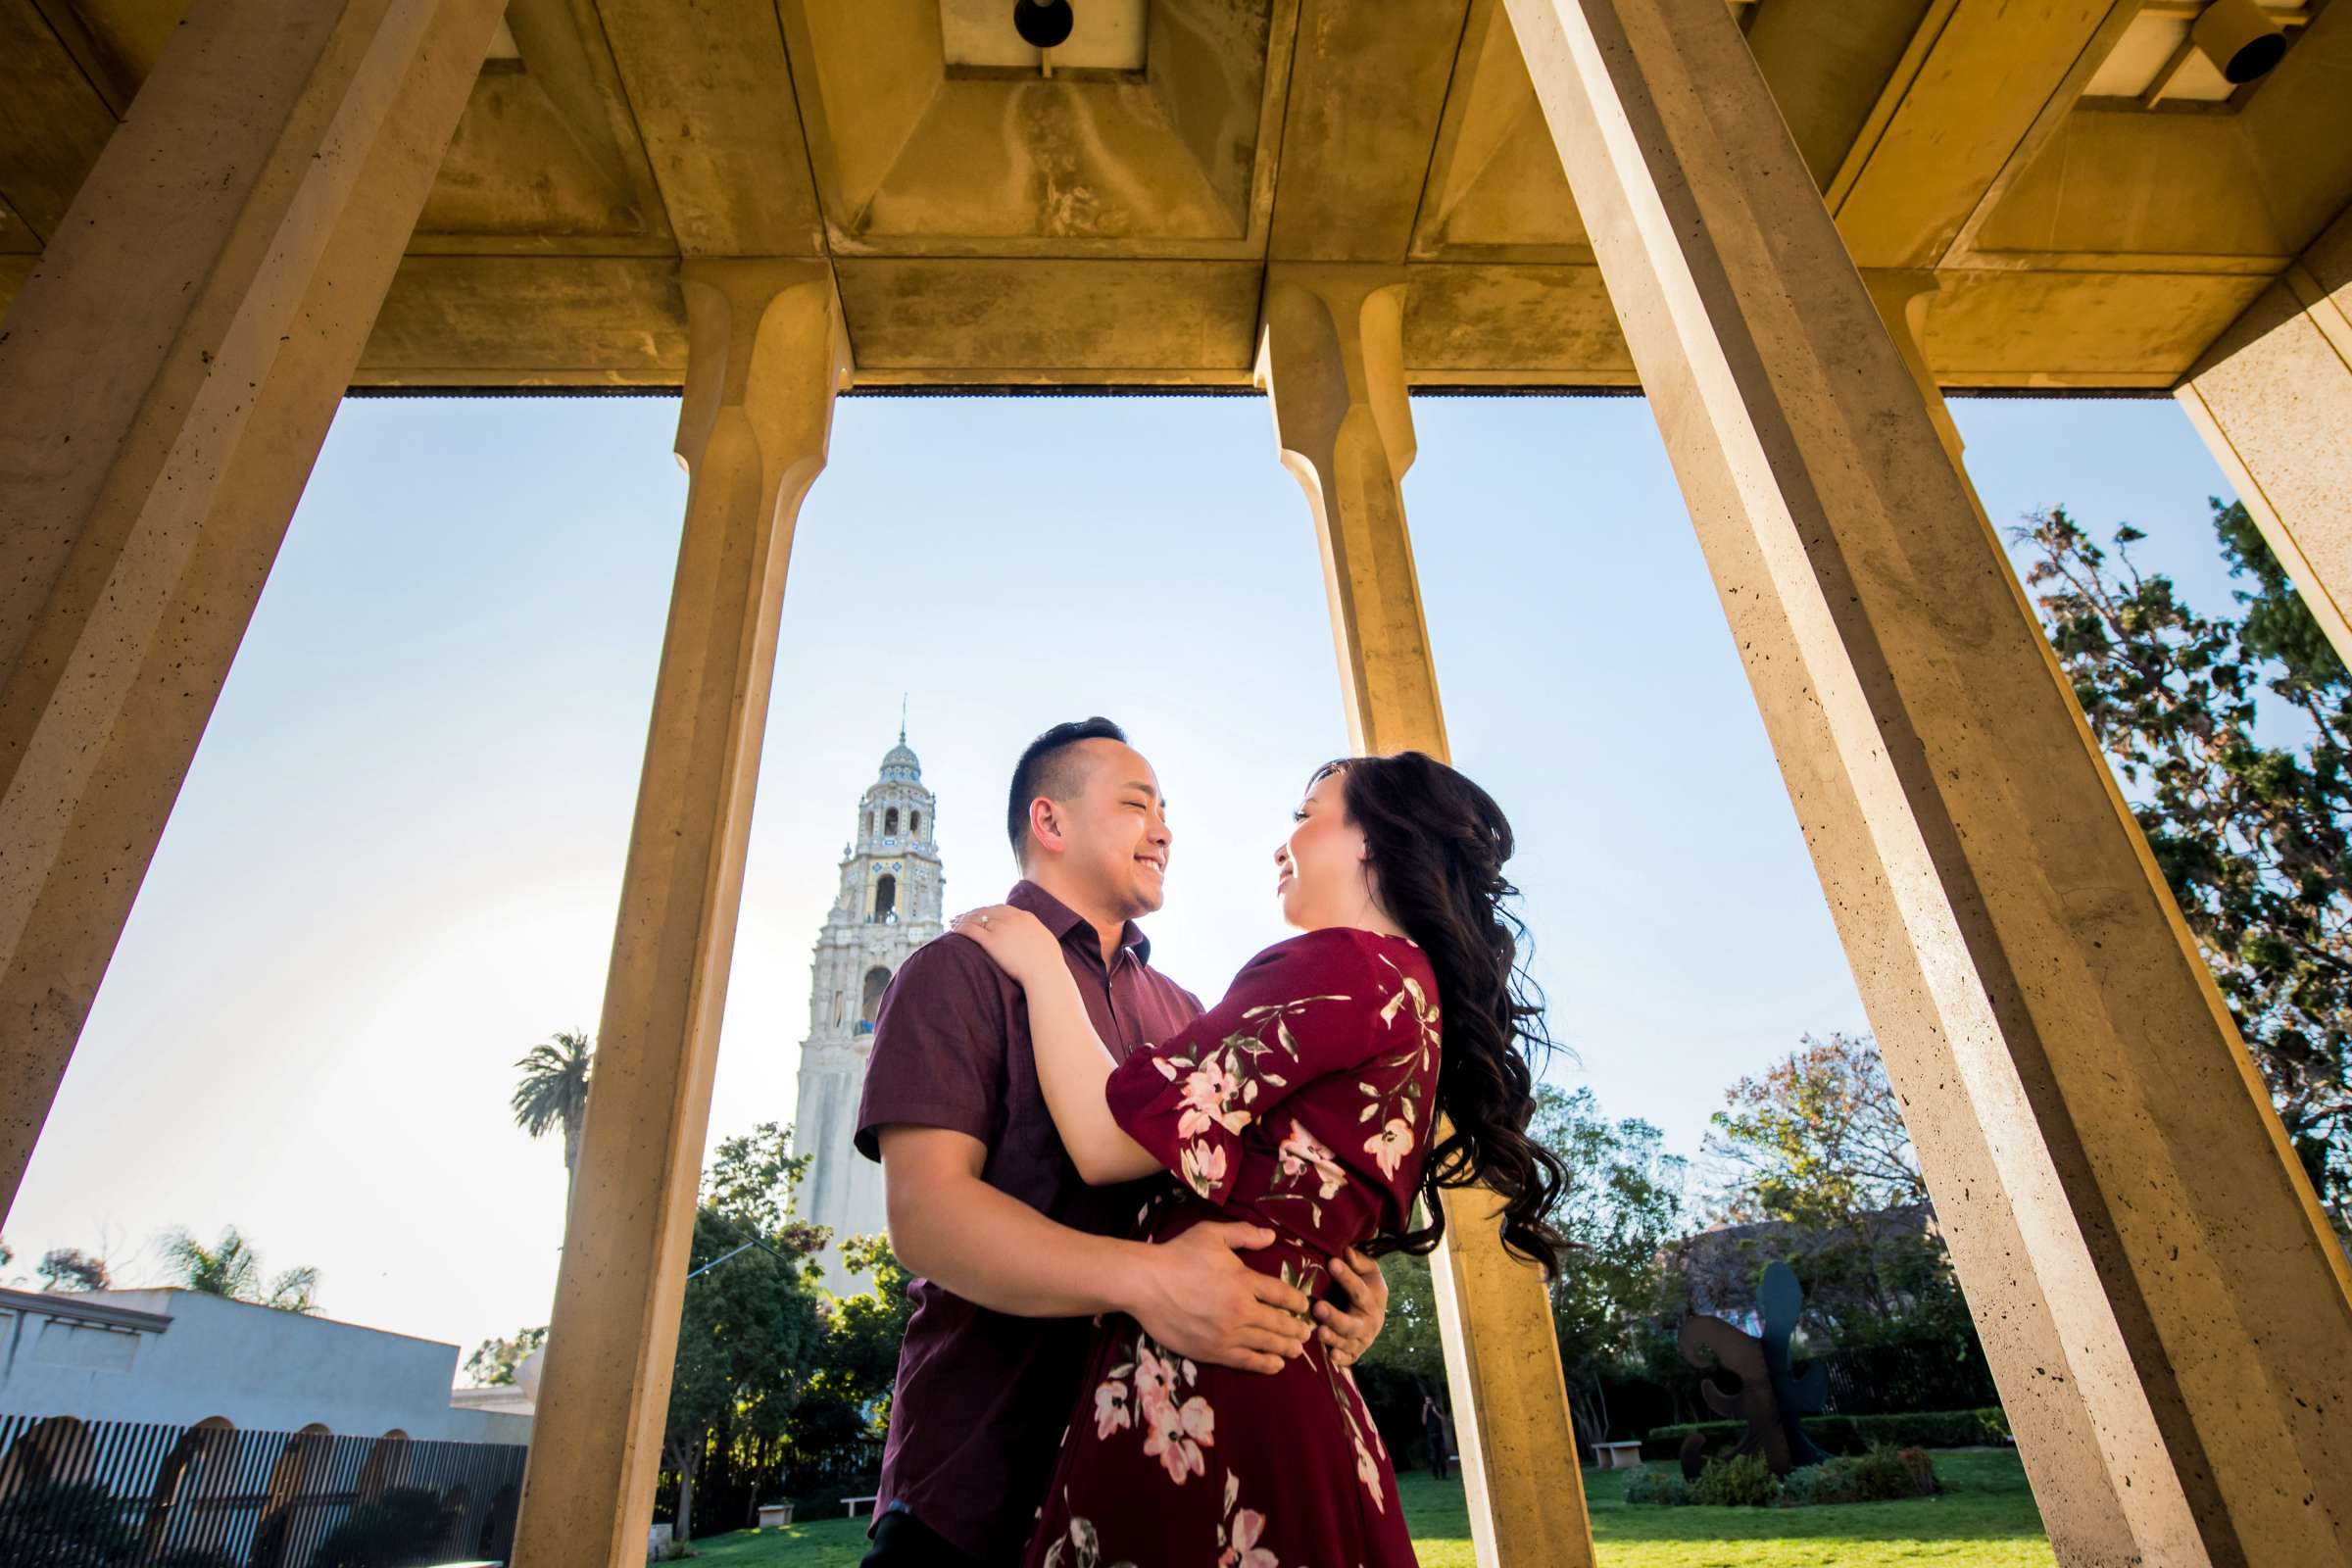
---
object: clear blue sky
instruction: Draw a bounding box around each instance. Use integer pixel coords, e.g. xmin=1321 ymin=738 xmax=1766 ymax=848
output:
xmin=5 ymin=389 xmax=2249 ymax=1359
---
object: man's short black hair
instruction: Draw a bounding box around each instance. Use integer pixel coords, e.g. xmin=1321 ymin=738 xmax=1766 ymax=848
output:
xmin=1007 ymin=717 xmax=1129 ymax=862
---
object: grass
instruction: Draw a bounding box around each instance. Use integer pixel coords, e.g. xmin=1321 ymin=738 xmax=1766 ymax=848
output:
xmin=1410 ymin=1448 xmax=2055 ymax=1568
xmin=678 ymin=1448 xmax=2054 ymax=1568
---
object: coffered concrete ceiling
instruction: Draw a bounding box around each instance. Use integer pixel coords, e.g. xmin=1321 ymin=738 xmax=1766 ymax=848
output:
xmin=4 ymin=0 xmax=2345 ymax=390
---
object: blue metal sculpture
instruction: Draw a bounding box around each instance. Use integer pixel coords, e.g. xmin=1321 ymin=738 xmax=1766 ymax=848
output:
xmin=1676 ymin=1259 xmax=1832 ymax=1478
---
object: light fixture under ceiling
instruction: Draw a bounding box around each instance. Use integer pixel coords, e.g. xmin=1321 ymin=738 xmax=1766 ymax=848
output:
xmin=939 ymin=0 xmax=1150 ymax=74
xmin=1013 ymin=0 xmax=1075 ymax=49
xmin=2082 ymin=0 xmax=2308 ymax=107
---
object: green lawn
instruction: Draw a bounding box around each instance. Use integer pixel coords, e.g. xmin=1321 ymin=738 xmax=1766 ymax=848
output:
xmin=684 ymin=1448 xmax=2053 ymax=1568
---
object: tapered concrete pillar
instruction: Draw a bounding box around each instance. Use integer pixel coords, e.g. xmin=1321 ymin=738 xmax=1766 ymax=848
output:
xmin=510 ymin=262 xmax=847 ymax=1568
xmin=1856 ymin=269 xmax=2143 ymax=1563
xmin=1257 ymin=268 xmax=1597 ymax=1568
xmin=0 ymin=0 xmax=506 ymax=1223
xmin=1503 ymin=1 xmax=2352 ymax=1563
xmin=2177 ymin=207 xmax=2352 ymax=669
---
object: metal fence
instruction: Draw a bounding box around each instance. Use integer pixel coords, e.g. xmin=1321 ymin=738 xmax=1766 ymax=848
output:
xmin=0 ymin=1413 xmax=526 ymax=1567
xmin=779 ymin=1435 xmax=883 ymax=1501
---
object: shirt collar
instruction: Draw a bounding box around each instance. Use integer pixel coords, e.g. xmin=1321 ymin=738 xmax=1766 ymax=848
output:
xmin=1007 ymin=879 xmax=1152 ymax=967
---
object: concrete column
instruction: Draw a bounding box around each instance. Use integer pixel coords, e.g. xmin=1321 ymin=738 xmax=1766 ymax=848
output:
xmin=1503 ymin=0 xmax=2352 ymax=1563
xmin=509 ymin=261 xmax=847 ymax=1568
xmin=1258 ymin=270 xmax=1448 ymax=759
xmin=1856 ymin=269 xmax=2143 ymax=1561
xmin=0 ymin=0 xmax=506 ymax=1222
xmin=2177 ymin=208 xmax=2352 ymax=669
xmin=1257 ymin=268 xmax=1598 ymax=1568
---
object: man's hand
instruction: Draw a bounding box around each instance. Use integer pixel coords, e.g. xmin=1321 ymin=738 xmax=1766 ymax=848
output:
xmin=1313 ymin=1248 xmax=1389 ymax=1369
xmin=1124 ymin=1222 xmax=1314 ymax=1376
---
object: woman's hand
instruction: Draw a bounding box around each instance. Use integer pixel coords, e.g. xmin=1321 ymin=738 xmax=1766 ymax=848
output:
xmin=949 ymin=905 xmax=1064 ymax=990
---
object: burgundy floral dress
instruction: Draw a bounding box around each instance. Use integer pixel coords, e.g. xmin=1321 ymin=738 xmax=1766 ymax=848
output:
xmin=1021 ymin=926 xmax=1442 ymax=1568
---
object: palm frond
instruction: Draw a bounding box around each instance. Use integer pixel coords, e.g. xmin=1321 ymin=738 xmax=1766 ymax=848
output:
xmin=511 ymin=1029 xmax=594 ymax=1140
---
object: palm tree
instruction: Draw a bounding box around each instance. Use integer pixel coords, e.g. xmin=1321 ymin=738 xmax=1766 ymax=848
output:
xmin=512 ymin=1029 xmax=595 ymax=1203
xmin=162 ymin=1226 xmax=321 ymax=1313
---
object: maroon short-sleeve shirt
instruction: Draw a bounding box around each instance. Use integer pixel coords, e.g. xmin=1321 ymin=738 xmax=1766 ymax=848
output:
xmin=854 ymin=880 xmax=1205 ymax=1564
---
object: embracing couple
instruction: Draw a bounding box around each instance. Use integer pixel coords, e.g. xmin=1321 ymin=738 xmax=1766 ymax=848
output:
xmin=852 ymin=718 xmax=1567 ymax=1568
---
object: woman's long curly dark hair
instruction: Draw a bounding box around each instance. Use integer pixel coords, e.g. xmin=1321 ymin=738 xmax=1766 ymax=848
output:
xmin=1313 ymin=751 xmax=1570 ymax=1276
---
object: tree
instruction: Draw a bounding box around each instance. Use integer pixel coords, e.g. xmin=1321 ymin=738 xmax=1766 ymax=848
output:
xmin=1356 ymin=1250 xmax=1446 ymax=1390
xmin=823 ymin=1233 xmax=916 ymax=1411
xmin=36 ymin=1248 xmax=110 ymax=1292
xmin=161 ymin=1226 xmax=320 ymax=1313
xmin=790 ymin=1233 xmax=917 ymax=1464
xmin=464 ymin=1325 xmax=547 ymax=1387
xmin=1531 ymin=1086 xmax=1688 ymax=1448
xmin=1704 ymin=1032 xmax=1925 ymax=1233
xmin=1359 ymin=1088 xmax=1689 ymax=1449
xmin=1701 ymin=1034 xmax=1972 ymax=1348
xmin=510 ymin=1030 xmax=594 ymax=1204
xmin=2015 ymin=503 xmax=2352 ymax=1219
xmin=662 ymin=1123 xmax=831 ymax=1544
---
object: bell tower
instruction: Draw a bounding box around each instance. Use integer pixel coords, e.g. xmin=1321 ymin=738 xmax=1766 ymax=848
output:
xmin=794 ymin=722 xmax=945 ymax=1290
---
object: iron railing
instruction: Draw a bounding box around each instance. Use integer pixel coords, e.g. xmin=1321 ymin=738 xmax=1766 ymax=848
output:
xmin=0 ymin=1413 xmax=526 ymax=1567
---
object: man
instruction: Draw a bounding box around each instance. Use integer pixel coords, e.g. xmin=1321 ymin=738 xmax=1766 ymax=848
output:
xmin=854 ymin=717 xmax=1390 ymax=1567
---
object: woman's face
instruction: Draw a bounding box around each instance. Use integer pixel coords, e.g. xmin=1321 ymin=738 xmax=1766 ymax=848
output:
xmin=1274 ymin=767 xmax=1370 ymax=929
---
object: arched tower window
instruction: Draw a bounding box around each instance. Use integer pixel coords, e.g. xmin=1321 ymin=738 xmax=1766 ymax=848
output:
xmin=859 ymin=965 xmax=891 ymax=1028
xmin=873 ymin=872 xmax=897 ymax=922
xmin=865 ymin=809 xmax=875 ymax=837
xmin=885 ymin=807 xmax=900 ymax=836
xmin=910 ymin=809 xmax=921 ymax=835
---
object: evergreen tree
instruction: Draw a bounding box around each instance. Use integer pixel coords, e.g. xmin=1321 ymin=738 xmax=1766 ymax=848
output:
xmin=2017 ymin=501 xmax=2352 ymax=1219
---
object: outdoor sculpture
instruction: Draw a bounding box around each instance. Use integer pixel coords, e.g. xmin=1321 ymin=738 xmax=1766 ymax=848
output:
xmin=1677 ymin=1259 xmax=1832 ymax=1478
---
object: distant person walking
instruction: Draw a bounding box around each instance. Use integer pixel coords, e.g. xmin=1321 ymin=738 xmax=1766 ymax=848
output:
xmin=1421 ymin=1392 xmax=1453 ymax=1481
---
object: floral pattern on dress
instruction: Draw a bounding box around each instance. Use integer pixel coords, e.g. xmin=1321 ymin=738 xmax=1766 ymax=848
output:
xmin=1089 ymin=1328 xmax=1218 ymax=1484
xmin=1144 ymin=989 xmax=1354 ymax=1204
xmin=1026 ymin=928 xmax=1441 ymax=1568
xmin=1046 ymin=1470 xmax=1294 ymax=1568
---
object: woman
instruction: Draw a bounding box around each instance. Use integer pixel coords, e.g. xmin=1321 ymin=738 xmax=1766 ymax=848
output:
xmin=950 ymin=750 xmax=1567 ymax=1568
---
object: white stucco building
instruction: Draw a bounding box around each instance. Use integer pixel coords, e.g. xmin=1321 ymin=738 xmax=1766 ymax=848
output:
xmin=0 ymin=1285 xmax=530 ymax=1444
xmin=794 ymin=731 xmax=946 ymax=1293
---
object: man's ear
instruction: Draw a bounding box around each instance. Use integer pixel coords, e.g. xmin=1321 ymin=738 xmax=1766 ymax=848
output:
xmin=1029 ymin=797 xmax=1068 ymax=858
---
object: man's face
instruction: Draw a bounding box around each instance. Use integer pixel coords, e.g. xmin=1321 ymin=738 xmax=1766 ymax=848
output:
xmin=1037 ymin=739 xmax=1172 ymax=919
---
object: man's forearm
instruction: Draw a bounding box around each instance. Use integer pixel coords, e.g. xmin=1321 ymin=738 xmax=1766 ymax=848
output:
xmin=891 ymin=1167 xmax=1144 ymax=1318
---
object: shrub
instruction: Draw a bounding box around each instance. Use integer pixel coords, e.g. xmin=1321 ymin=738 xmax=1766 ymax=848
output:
xmin=1897 ymin=1445 xmax=1942 ymax=1495
xmin=1779 ymin=1459 xmax=1859 ymax=1506
xmin=789 ymin=1477 xmax=882 ymax=1515
xmin=1851 ymin=1409 xmax=2008 ymax=1449
xmin=1621 ymin=1467 xmax=1693 ymax=1506
xmin=0 ymin=1480 xmax=139 ymax=1566
xmin=1777 ymin=1444 xmax=1942 ymax=1506
xmin=1645 ymin=1406 xmax=2007 ymax=1460
xmin=1846 ymin=1444 xmax=1922 ymax=1502
xmin=310 ymin=1487 xmax=463 ymax=1568
xmin=1692 ymin=1451 xmax=1783 ymax=1507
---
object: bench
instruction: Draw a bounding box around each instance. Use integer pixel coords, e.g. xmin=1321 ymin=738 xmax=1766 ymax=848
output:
xmin=844 ymin=1494 xmax=880 ymax=1519
xmin=1594 ymin=1441 xmax=1645 ymax=1471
